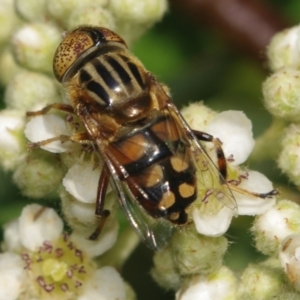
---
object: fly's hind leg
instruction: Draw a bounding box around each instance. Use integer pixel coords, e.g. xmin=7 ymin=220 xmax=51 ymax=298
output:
xmin=89 ymin=164 xmax=111 ymax=240
xmin=192 ymin=129 xmax=278 ymax=199
xmin=192 ymin=130 xmax=227 ymax=179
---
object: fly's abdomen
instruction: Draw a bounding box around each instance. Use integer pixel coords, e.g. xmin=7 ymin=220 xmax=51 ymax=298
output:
xmin=133 ymin=150 xmax=197 ymax=224
xmin=107 ymin=115 xmax=197 ymax=224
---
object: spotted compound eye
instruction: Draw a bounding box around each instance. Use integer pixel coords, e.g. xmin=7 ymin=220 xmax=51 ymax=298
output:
xmin=53 ymin=27 xmax=127 ymax=83
xmin=53 ymin=29 xmax=96 ymax=82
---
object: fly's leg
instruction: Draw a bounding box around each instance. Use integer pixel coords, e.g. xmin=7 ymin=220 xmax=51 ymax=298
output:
xmin=27 ymin=132 xmax=91 ymax=150
xmin=89 ymin=164 xmax=111 ymax=240
xmin=192 ymin=129 xmax=278 ymax=198
xmin=192 ymin=130 xmax=227 ymax=179
xmin=26 ymin=103 xmax=90 ymax=149
xmin=26 ymin=103 xmax=75 ymax=117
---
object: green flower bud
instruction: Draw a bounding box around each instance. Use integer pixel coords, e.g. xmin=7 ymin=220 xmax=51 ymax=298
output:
xmin=0 ymin=0 xmax=19 ymax=47
xmin=66 ymin=6 xmax=116 ymax=31
xmin=48 ymin=0 xmax=108 ymax=27
xmin=267 ymin=26 xmax=300 ymax=72
xmin=238 ymin=258 xmax=285 ymax=300
xmin=4 ymin=71 xmax=59 ymax=111
xmin=109 ymin=0 xmax=168 ymax=44
xmin=13 ymin=149 xmax=65 ymax=198
xmin=109 ymin=0 xmax=167 ymax=24
xmin=15 ymin=0 xmax=47 ymax=22
xmin=177 ymin=266 xmax=237 ymax=300
xmin=262 ymin=67 xmax=300 ymax=122
xmin=252 ymin=200 xmax=300 ymax=256
xmin=0 ymin=109 xmax=26 ymax=171
xmin=181 ymin=102 xmax=217 ymax=132
xmin=171 ymin=226 xmax=228 ymax=276
xmin=125 ymin=282 xmax=137 ymax=300
xmin=0 ymin=47 xmax=22 ymax=86
xmin=151 ymin=245 xmax=181 ymax=290
xmin=278 ymin=124 xmax=300 ymax=185
xmin=12 ymin=23 xmax=61 ymax=74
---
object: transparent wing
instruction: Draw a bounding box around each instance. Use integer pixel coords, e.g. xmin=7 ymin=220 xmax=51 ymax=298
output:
xmin=104 ymin=157 xmax=175 ymax=250
xmin=151 ymin=81 xmax=238 ymax=214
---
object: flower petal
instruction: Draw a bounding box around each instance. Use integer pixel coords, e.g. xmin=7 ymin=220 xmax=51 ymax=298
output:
xmin=63 ymin=161 xmax=102 ymax=203
xmin=25 ymin=114 xmax=72 ymax=153
xmin=234 ymin=171 xmax=276 ymax=215
xmin=176 ymin=266 xmax=237 ymax=300
xmin=0 ymin=253 xmax=26 ymax=300
xmin=2 ymin=219 xmax=22 ymax=252
xmin=19 ymin=204 xmax=63 ymax=251
xmin=78 ymin=266 xmax=126 ymax=300
xmin=205 ymin=111 xmax=255 ymax=165
xmin=192 ymin=205 xmax=234 ymax=237
xmin=70 ymin=219 xmax=119 ymax=257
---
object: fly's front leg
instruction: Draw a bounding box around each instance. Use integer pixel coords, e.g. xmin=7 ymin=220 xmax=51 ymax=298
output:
xmin=26 ymin=103 xmax=75 ymax=117
xmin=89 ymin=164 xmax=111 ymax=240
xmin=27 ymin=132 xmax=91 ymax=150
xmin=192 ymin=129 xmax=278 ymax=199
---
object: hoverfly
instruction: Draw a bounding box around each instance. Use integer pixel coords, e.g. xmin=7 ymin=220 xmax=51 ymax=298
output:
xmin=27 ymin=26 xmax=277 ymax=250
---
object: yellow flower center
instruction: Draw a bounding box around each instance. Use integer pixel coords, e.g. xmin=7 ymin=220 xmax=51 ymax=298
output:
xmin=22 ymin=233 xmax=95 ymax=299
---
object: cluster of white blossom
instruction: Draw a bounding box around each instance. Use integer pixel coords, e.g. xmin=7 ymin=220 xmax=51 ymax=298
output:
xmin=2 ymin=0 xmax=299 ymax=299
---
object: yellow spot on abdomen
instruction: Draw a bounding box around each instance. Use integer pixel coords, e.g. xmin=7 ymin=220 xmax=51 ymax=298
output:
xmin=179 ymin=183 xmax=195 ymax=198
xmin=159 ymin=191 xmax=175 ymax=210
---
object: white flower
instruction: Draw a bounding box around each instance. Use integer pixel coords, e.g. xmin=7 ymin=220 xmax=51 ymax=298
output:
xmin=78 ymin=266 xmax=126 ymax=300
xmin=1 ymin=204 xmax=125 ymax=300
xmin=190 ymin=109 xmax=276 ymax=237
xmin=0 ymin=253 xmax=26 ymax=300
xmin=176 ymin=266 xmax=237 ymax=300
xmin=204 ymin=110 xmax=255 ymax=166
xmin=25 ymin=114 xmax=73 ymax=153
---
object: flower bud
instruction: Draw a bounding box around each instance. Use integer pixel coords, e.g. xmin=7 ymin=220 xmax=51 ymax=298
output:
xmin=4 ymin=71 xmax=59 ymax=111
xmin=0 ymin=47 xmax=22 ymax=86
xmin=12 ymin=23 xmax=61 ymax=74
xmin=279 ymin=234 xmax=300 ymax=291
xmin=47 ymin=0 xmax=108 ymax=27
xmin=13 ymin=149 xmax=65 ymax=198
xmin=15 ymin=0 xmax=47 ymax=22
xmin=176 ymin=266 xmax=237 ymax=300
xmin=278 ymin=124 xmax=300 ymax=185
xmin=181 ymin=102 xmax=217 ymax=132
xmin=109 ymin=0 xmax=167 ymax=25
xmin=151 ymin=245 xmax=181 ymax=290
xmin=0 ymin=109 xmax=26 ymax=171
xmin=171 ymin=226 xmax=228 ymax=276
xmin=66 ymin=6 xmax=115 ymax=31
xmin=0 ymin=0 xmax=19 ymax=47
xmin=262 ymin=67 xmax=300 ymax=122
xmin=267 ymin=26 xmax=300 ymax=71
xmin=252 ymin=200 xmax=300 ymax=256
xmin=238 ymin=258 xmax=284 ymax=299
xmin=109 ymin=0 xmax=168 ymax=43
